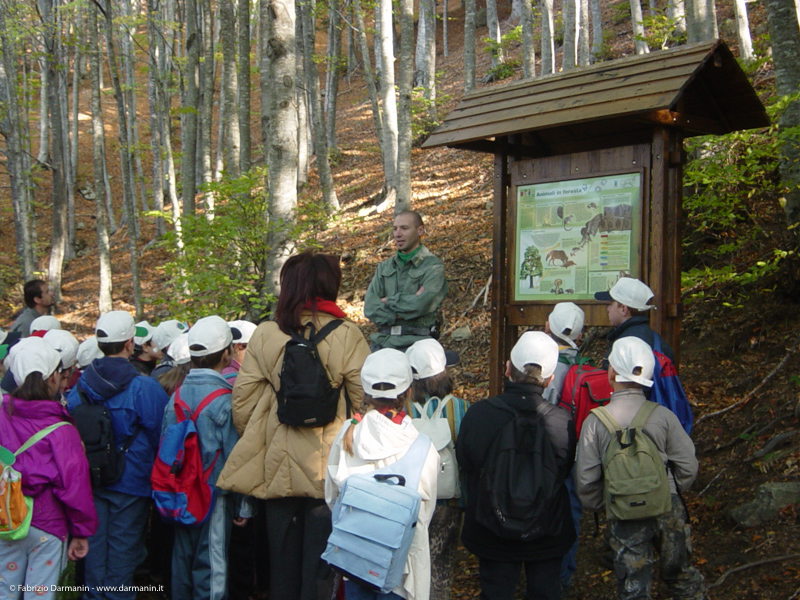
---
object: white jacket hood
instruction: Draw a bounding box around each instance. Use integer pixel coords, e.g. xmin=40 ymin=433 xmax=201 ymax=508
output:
xmin=351 ymin=409 xmax=420 ymax=461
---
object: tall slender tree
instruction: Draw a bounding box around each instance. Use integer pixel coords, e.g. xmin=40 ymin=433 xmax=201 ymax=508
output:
xmin=264 ymin=0 xmax=299 ymax=301
xmin=396 ymin=0 xmax=413 ymax=212
xmin=298 ymin=0 xmax=339 ymax=211
xmin=182 ymin=0 xmax=201 ymax=214
xmin=239 ymin=0 xmax=252 ymax=172
xmin=764 ymin=0 xmax=800 ymax=233
xmin=541 ymin=0 xmax=556 ymax=74
xmin=42 ymin=0 xmax=68 ymax=302
xmin=88 ymin=2 xmax=113 ymax=313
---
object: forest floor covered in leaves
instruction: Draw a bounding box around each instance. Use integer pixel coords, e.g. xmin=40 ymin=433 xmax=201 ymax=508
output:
xmin=2 ymin=0 xmax=800 ymax=596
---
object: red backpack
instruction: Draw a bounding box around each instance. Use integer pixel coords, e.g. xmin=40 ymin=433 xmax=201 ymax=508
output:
xmin=151 ymin=387 xmax=229 ymax=527
xmin=558 ymin=363 xmax=614 ymax=437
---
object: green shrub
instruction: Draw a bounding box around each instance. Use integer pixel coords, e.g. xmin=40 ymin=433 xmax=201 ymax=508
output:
xmin=148 ymin=168 xmax=327 ymax=322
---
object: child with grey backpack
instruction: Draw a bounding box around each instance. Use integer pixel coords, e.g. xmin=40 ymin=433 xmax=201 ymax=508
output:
xmin=575 ymin=337 xmax=705 ymax=600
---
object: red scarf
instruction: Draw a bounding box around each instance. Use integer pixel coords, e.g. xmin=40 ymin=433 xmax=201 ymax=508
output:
xmin=351 ymin=407 xmax=407 ymax=425
xmin=304 ymin=298 xmax=346 ymax=319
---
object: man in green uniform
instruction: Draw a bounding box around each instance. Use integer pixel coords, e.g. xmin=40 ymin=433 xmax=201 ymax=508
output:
xmin=364 ymin=211 xmax=448 ymax=351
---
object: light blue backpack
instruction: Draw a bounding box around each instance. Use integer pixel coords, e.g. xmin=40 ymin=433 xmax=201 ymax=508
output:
xmin=322 ymin=433 xmax=432 ymax=594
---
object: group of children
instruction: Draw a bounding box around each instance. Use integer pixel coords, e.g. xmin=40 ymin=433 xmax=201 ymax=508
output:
xmin=0 ymin=272 xmax=703 ymax=600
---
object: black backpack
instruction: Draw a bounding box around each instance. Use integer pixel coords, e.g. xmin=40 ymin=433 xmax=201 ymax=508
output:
xmin=275 ymin=320 xmax=347 ymax=427
xmin=72 ymin=386 xmax=141 ymax=487
xmin=474 ymin=397 xmax=561 ymax=540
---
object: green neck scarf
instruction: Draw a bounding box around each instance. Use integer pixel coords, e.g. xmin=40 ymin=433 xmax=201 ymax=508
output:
xmin=397 ymin=245 xmax=422 ymax=264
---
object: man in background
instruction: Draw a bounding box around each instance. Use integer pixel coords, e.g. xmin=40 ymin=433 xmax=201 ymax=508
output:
xmin=10 ymin=279 xmax=54 ymax=337
xmin=364 ymin=210 xmax=448 ymax=351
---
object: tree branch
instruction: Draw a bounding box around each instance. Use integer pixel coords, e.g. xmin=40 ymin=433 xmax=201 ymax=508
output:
xmin=706 ymin=554 xmax=800 ymax=590
xmin=695 ymin=329 xmax=800 ymax=425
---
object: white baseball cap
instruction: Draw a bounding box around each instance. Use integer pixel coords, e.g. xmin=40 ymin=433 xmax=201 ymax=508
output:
xmin=43 ymin=329 xmax=80 ymax=369
xmin=188 ymin=316 xmax=233 ymax=357
xmin=96 ymin=311 xmax=136 ymax=343
xmin=170 ymin=333 xmax=191 ymax=365
xmin=595 ymin=278 xmax=655 ymax=311
xmin=510 ymin=331 xmax=559 ymax=379
xmin=134 ymin=321 xmax=156 ymax=346
xmin=153 ymin=320 xmax=189 ymax=351
xmin=405 ymin=339 xmax=447 ymax=379
xmin=76 ymin=336 xmax=104 ymax=368
xmin=361 ymin=349 xmax=413 ymax=400
xmin=608 ymin=337 xmax=655 ymax=387
xmin=548 ymin=302 xmax=585 ymax=350
xmin=10 ymin=337 xmax=62 ymax=385
xmin=30 ymin=315 xmax=61 ymax=334
xmin=229 ymin=320 xmax=257 ymax=345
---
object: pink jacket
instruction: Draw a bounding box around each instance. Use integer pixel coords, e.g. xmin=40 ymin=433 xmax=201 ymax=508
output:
xmin=0 ymin=395 xmax=98 ymax=541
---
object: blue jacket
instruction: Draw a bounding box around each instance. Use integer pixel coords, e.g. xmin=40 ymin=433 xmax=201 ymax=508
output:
xmin=67 ymin=356 xmax=170 ymax=497
xmin=160 ymin=369 xmax=237 ymax=492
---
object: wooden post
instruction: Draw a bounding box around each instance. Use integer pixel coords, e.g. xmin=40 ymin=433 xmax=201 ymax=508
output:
xmin=490 ymin=140 xmax=510 ymax=397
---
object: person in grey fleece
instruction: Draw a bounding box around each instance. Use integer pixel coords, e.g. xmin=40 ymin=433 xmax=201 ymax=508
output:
xmin=576 ymin=336 xmax=705 ymax=600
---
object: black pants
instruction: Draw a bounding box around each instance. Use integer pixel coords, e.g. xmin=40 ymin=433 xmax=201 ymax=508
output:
xmin=478 ymin=556 xmax=563 ymax=600
xmin=264 ymin=497 xmax=335 ymax=600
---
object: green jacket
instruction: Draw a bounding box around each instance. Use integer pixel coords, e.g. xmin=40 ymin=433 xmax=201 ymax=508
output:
xmin=364 ymin=245 xmax=448 ymax=350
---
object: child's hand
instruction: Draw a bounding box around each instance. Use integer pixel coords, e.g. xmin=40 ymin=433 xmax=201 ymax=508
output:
xmin=68 ymin=538 xmax=89 ymax=560
xmin=233 ymin=517 xmax=249 ymax=527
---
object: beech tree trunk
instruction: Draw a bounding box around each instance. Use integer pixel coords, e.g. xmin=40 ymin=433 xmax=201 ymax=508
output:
xmin=182 ymin=0 xmax=200 ymax=214
xmin=378 ymin=0 xmax=398 ymax=196
xmin=591 ymin=0 xmax=603 ymax=60
xmin=486 ymin=0 xmax=503 ymax=70
xmin=239 ymin=0 xmax=252 ymax=172
xmin=631 ymin=0 xmax=650 ymax=53
xmin=685 ymin=0 xmax=718 ymax=42
xmin=221 ymin=0 xmax=241 ymax=182
xmin=325 ymin=0 xmax=342 ymax=152
xmin=463 ymin=0 xmax=476 ymax=91
xmin=733 ymin=0 xmax=754 ymax=61
xmin=88 ymin=3 xmax=113 ymax=313
xmin=541 ymin=0 xmax=556 ymax=74
xmin=579 ymin=0 xmax=590 ymax=64
xmin=521 ymin=0 xmax=536 ymax=77
xmin=563 ymin=0 xmax=579 ymax=70
xmin=396 ymin=0 xmax=414 ymax=212
xmin=0 ymin=7 xmax=35 ymax=280
xmin=42 ymin=0 xmax=68 ymax=302
xmin=264 ymin=0 xmax=298 ymax=302
xmin=299 ymin=0 xmax=340 ymax=211
xmin=352 ymin=0 xmax=383 ymax=144
xmin=764 ymin=0 xmax=800 ymax=233
xmin=103 ymin=0 xmax=142 ymax=317
xmin=296 ymin=19 xmax=309 ymax=190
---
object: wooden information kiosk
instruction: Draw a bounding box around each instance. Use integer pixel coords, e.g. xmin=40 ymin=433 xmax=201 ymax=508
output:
xmin=423 ymin=41 xmax=769 ymax=395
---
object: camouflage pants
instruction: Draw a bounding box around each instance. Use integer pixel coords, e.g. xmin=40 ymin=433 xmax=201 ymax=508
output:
xmin=609 ymin=495 xmax=705 ymax=600
xmin=429 ymin=504 xmax=464 ymax=600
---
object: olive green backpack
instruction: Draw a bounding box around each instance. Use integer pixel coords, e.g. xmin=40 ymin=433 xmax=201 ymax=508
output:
xmin=592 ymin=402 xmax=671 ymax=521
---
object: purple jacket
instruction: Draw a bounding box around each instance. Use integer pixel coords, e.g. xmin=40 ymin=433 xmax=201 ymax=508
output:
xmin=0 ymin=395 xmax=98 ymax=541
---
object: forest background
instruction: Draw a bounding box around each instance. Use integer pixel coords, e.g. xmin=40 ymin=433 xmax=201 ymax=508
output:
xmin=2 ymin=0 xmax=800 ymax=595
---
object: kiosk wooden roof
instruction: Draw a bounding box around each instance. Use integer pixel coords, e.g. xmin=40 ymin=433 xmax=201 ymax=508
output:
xmin=423 ymin=40 xmax=768 ymax=155
xmin=423 ymin=41 xmax=768 ymax=395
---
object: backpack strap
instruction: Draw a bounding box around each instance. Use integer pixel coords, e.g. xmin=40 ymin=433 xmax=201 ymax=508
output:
xmin=14 ymin=422 xmax=70 ymax=457
xmin=78 ymin=382 xmax=142 ymax=453
xmin=174 ymin=387 xmax=230 ymax=423
xmin=311 ymin=319 xmax=344 ymax=344
xmin=372 ymin=433 xmax=432 ymax=491
xmin=629 ymin=400 xmax=659 ymax=430
xmin=591 ymin=406 xmax=622 ymax=435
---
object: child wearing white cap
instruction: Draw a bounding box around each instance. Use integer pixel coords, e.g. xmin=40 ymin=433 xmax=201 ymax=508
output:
xmin=221 ymin=320 xmax=257 ymax=381
xmin=325 ymin=349 xmax=440 ymax=600
xmin=130 ymin=321 xmax=163 ymax=376
xmin=456 ymin=331 xmax=576 ymax=600
xmin=594 ymin=277 xmax=675 ymax=368
xmin=575 ymin=337 xmax=703 ymax=600
xmin=65 ymin=311 xmax=170 ymax=600
xmin=404 ymin=338 xmax=469 ymax=600
xmin=0 ymin=338 xmax=98 ymax=599
xmin=150 ymin=319 xmax=190 ymax=380
xmin=160 ymin=315 xmax=248 ymax=600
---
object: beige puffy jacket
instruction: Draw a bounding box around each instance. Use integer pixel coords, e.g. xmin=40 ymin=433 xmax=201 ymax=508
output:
xmin=216 ymin=311 xmax=370 ymax=499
